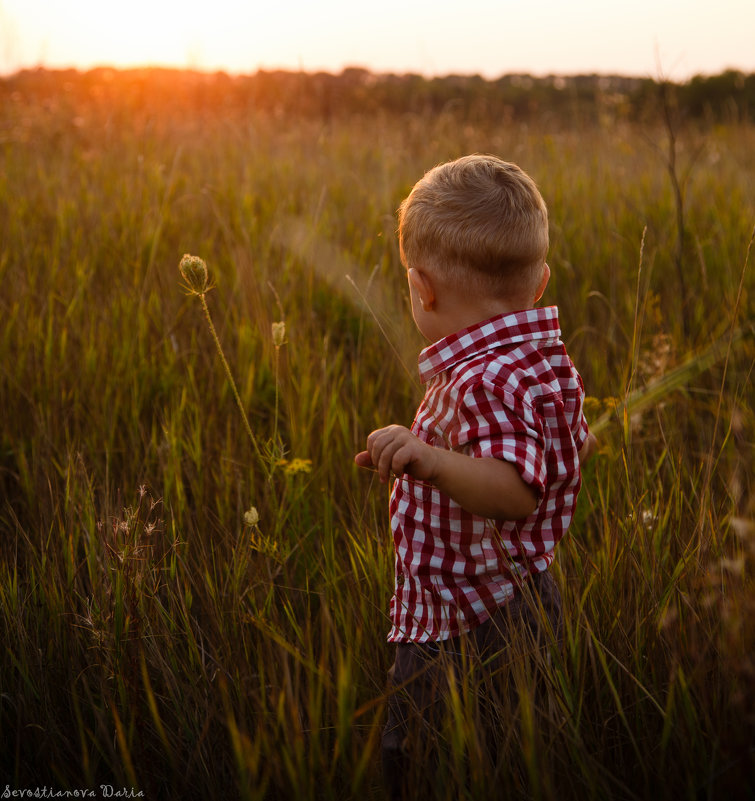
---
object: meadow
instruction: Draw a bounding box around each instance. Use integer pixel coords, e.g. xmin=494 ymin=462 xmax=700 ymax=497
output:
xmin=0 ymin=70 xmax=753 ymax=799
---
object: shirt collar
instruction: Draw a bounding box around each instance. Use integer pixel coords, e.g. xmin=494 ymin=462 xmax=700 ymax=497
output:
xmin=417 ymin=306 xmax=561 ymax=384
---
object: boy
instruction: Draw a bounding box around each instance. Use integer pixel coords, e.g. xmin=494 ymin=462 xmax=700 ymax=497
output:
xmin=355 ymin=154 xmax=595 ymax=796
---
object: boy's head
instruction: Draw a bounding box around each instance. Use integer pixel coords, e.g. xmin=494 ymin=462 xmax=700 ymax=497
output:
xmin=398 ymin=155 xmax=549 ymax=303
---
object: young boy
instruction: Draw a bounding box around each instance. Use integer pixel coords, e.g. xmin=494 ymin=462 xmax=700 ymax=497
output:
xmin=355 ymin=154 xmax=595 ymax=796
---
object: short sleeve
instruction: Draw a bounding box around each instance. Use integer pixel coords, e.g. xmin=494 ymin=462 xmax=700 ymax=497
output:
xmin=453 ymin=378 xmax=548 ymax=497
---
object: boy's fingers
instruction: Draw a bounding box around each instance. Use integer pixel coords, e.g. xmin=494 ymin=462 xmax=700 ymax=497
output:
xmin=383 ymin=441 xmax=422 ymax=482
xmin=377 ymin=437 xmax=407 ymax=482
xmin=376 ymin=446 xmax=395 ymax=482
xmin=391 ymin=445 xmax=414 ymax=479
xmin=359 ymin=426 xmax=419 ymax=482
xmin=365 ymin=429 xmax=394 ymax=478
xmin=366 ymin=425 xmax=402 ymax=452
xmin=354 ymin=450 xmax=374 ymax=468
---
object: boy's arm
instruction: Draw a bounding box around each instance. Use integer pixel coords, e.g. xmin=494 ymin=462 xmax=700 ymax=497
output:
xmin=355 ymin=425 xmax=538 ymax=521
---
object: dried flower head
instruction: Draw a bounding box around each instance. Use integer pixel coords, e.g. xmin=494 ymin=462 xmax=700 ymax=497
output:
xmin=243 ymin=507 xmax=260 ymax=527
xmin=272 ymin=321 xmax=287 ymax=348
xmin=179 ymin=254 xmax=210 ymax=296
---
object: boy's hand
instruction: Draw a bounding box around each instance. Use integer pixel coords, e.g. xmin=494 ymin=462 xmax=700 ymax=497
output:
xmin=355 ymin=425 xmax=538 ymax=520
xmin=354 ymin=425 xmax=438 ymax=484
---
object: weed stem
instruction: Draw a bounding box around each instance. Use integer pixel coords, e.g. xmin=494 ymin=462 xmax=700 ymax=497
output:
xmin=199 ymin=292 xmax=263 ymax=463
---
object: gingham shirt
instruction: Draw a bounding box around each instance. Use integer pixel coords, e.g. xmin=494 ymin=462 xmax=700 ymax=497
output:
xmin=388 ymin=306 xmax=589 ymax=643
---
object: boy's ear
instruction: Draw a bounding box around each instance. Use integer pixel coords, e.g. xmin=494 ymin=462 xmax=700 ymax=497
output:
xmin=408 ymin=268 xmax=436 ymax=311
xmin=533 ymin=262 xmax=550 ymax=303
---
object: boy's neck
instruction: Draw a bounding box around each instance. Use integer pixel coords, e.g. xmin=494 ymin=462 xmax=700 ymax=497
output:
xmin=431 ymin=295 xmax=539 ymax=342
xmin=408 ymin=262 xmax=550 ymax=344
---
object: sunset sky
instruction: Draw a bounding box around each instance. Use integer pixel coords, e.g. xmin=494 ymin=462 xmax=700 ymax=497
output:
xmin=1 ymin=0 xmax=753 ymax=79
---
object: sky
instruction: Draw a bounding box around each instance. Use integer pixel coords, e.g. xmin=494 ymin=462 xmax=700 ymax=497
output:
xmin=1 ymin=0 xmax=753 ymax=80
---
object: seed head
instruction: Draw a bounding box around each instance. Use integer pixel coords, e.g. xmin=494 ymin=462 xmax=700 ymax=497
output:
xmin=179 ymin=254 xmax=210 ymax=295
xmin=271 ymin=321 xmax=286 ymax=348
xmin=244 ymin=507 xmax=260 ymax=527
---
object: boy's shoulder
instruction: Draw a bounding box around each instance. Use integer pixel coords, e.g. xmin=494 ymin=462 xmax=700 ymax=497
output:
xmin=421 ymin=307 xmax=584 ymax=407
xmin=454 ymin=332 xmax=572 ymax=389
xmin=438 ymin=337 xmax=583 ymax=431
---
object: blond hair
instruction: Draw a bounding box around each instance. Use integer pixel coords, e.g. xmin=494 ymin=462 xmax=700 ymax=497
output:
xmin=398 ymin=154 xmax=549 ymax=297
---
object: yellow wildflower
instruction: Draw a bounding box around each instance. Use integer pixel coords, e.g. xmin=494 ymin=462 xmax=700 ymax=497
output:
xmin=284 ymin=458 xmax=312 ymax=476
xmin=583 ymin=396 xmax=603 ymax=418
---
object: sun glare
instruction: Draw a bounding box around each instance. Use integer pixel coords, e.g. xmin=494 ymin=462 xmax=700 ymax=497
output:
xmin=50 ymin=0 xmax=247 ymax=70
xmin=4 ymin=0 xmax=275 ymax=73
xmin=2 ymin=0 xmax=754 ymax=78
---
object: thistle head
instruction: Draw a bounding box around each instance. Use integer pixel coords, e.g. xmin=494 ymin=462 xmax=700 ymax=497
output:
xmin=179 ymin=253 xmax=210 ymax=295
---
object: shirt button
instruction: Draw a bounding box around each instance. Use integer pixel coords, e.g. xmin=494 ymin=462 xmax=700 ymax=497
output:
xmin=397 ymin=573 xmax=405 ymax=586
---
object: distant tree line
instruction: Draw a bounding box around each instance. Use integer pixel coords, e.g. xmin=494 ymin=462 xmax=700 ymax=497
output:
xmin=2 ymin=66 xmax=753 ymax=125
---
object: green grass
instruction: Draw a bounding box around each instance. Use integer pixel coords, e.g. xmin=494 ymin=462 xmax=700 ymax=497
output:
xmin=1 ymin=72 xmax=754 ymax=799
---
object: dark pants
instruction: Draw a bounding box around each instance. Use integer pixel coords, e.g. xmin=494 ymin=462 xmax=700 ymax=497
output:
xmin=381 ymin=571 xmax=563 ymax=800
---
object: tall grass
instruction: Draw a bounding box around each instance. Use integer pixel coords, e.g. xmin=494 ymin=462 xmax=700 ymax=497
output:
xmin=0 ymin=74 xmax=753 ymax=799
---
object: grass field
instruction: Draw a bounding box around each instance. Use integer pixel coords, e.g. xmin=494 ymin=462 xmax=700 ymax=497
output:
xmin=1 ymin=71 xmax=754 ymax=799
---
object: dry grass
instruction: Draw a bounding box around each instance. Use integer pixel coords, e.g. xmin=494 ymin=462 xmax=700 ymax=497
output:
xmin=0 ymin=71 xmax=753 ymax=799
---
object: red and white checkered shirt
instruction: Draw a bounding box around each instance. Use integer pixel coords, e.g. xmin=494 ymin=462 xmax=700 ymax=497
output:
xmin=388 ymin=306 xmax=589 ymax=642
